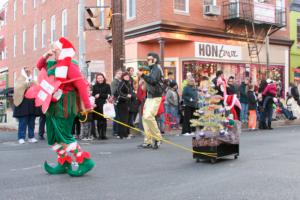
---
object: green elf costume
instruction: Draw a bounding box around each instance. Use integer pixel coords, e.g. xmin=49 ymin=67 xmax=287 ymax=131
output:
xmin=30 ymin=37 xmax=94 ymax=177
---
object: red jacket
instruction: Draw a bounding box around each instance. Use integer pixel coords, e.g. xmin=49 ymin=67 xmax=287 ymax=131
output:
xmin=262 ymin=83 xmax=277 ymax=97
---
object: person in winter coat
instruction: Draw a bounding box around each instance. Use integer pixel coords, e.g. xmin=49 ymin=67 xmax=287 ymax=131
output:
xmin=165 ymin=81 xmax=180 ymax=128
xmin=262 ymin=79 xmax=277 ymax=129
xmin=115 ymin=72 xmax=132 ymax=139
xmin=13 ymin=67 xmax=39 ymax=144
xmin=136 ymin=79 xmax=147 ymax=130
xmin=111 ymin=69 xmax=123 ymax=136
xmin=290 ymin=83 xmax=300 ymax=106
xmin=239 ymin=78 xmax=250 ymax=123
xmin=247 ymin=84 xmax=257 ymax=130
xmin=137 ymin=52 xmax=164 ymax=149
xmin=181 ymin=78 xmax=198 ymax=136
xmin=92 ymin=73 xmax=111 ymax=140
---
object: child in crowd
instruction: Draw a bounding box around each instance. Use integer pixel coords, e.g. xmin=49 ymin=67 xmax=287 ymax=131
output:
xmin=248 ymin=84 xmax=257 ymax=130
xmin=81 ymin=87 xmax=96 ymax=141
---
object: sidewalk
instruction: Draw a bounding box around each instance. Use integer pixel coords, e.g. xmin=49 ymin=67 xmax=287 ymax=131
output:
xmin=1 ymin=109 xmax=300 ymax=132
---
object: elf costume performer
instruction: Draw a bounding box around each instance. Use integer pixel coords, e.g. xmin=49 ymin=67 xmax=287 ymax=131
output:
xmin=25 ymin=37 xmax=94 ymax=177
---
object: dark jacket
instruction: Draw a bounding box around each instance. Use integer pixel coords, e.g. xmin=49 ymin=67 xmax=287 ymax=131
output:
xmin=93 ymin=83 xmax=111 ymax=108
xmin=141 ymin=64 xmax=163 ymax=98
xmin=227 ymin=84 xmax=237 ymax=95
xmin=291 ymin=86 xmax=300 ymax=102
xmin=111 ymin=78 xmax=121 ymax=98
xmin=182 ymin=85 xmax=198 ymax=108
xmin=239 ymin=82 xmax=248 ymax=104
xmin=116 ymin=80 xmax=131 ymax=103
xmin=13 ymin=98 xmax=38 ymax=118
xmin=247 ymin=91 xmax=257 ymax=110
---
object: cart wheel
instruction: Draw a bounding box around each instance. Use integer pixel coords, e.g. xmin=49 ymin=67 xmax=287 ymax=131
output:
xmin=210 ymin=158 xmax=216 ymax=164
xmin=234 ymin=155 xmax=238 ymax=159
xmin=196 ymin=158 xmax=200 ymax=163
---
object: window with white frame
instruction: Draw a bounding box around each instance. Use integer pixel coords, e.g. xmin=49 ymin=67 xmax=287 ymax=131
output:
xmin=174 ymin=0 xmax=189 ymax=13
xmin=276 ymin=0 xmax=286 ymax=25
xmin=126 ymin=0 xmax=136 ymax=19
xmin=33 ymin=24 xmax=37 ymax=50
xmin=22 ymin=30 xmax=26 ymax=55
xmin=204 ymin=0 xmax=216 ymax=6
xmin=77 ymin=4 xmax=80 ymax=36
xmin=97 ymin=0 xmax=105 ymax=28
xmin=13 ymin=0 xmax=17 ymax=21
xmin=50 ymin=15 xmax=56 ymax=43
xmin=23 ymin=0 xmax=26 ymax=15
xmin=33 ymin=0 xmax=36 ymax=8
xmin=61 ymin=9 xmax=67 ymax=37
xmin=42 ymin=20 xmax=46 ymax=48
xmin=13 ymin=34 xmax=16 ymax=57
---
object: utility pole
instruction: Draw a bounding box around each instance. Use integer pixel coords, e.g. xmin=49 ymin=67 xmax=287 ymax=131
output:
xmin=111 ymin=0 xmax=125 ymax=72
xmin=266 ymin=35 xmax=270 ymax=78
xmin=79 ymin=0 xmax=88 ymax=78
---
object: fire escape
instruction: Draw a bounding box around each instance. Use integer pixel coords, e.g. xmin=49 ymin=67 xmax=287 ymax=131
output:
xmin=223 ymin=0 xmax=286 ymax=75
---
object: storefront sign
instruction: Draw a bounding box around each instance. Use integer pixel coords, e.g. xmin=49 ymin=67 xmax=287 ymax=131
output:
xmin=195 ymin=42 xmax=242 ymax=61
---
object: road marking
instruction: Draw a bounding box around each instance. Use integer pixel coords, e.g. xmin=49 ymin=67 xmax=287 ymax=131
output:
xmin=10 ymin=164 xmax=42 ymax=172
xmin=96 ymin=152 xmax=112 ymax=155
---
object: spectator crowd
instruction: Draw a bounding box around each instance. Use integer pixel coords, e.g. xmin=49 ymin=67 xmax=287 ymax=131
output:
xmin=12 ymin=62 xmax=300 ymax=144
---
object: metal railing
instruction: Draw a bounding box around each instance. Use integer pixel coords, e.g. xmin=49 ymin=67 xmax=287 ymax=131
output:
xmin=223 ymin=1 xmax=286 ymax=27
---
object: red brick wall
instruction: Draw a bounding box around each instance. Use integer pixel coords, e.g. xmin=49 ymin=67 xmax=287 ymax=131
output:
xmin=6 ymin=0 xmax=112 ymax=87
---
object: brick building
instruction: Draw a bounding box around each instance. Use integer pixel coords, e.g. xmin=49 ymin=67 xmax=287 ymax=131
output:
xmin=0 ymin=2 xmax=8 ymax=91
xmin=2 ymin=0 xmax=293 ymax=95
xmin=118 ymin=0 xmax=291 ymax=95
xmin=4 ymin=0 xmax=112 ymax=88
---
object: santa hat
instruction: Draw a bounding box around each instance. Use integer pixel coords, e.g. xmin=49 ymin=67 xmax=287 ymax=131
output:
xmin=55 ymin=37 xmax=76 ymax=60
xmin=52 ymin=37 xmax=76 ymax=83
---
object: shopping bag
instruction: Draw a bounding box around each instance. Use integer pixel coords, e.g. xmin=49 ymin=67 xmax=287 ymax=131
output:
xmin=103 ymin=102 xmax=116 ymax=118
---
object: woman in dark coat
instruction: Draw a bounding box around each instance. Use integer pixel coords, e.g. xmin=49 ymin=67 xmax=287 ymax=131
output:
xmin=181 ymin=78 xmax=198 ymax=135
xmin=92 ymin=73 xmax=111 ymax=139
xmin=115 ymin=72 xmax=131 ymax=139
xmin=13 ymin=67 xmax=39 ymax=144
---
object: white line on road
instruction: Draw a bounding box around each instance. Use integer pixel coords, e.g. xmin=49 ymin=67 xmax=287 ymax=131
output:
xmin=10 ymin=164 xmax=42 ymax=172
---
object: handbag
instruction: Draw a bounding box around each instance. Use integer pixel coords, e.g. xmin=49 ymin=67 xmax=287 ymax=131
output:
xmin=103 ymin=101 xmax=116 ymax=118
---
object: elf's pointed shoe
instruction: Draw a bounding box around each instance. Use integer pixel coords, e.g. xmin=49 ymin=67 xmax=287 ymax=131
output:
xmin=67 ymin=152 xmax=94 ymax=177
xmin=44 ymin=156 xmax=72 ymax=175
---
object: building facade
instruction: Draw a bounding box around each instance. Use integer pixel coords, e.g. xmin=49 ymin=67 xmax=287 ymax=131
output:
xmin=5 ymin=0 xmax=112 ymax=88
xmin=290 ymin=0 xmax=300 ymax=86
xmin=0 ymin=2 xmax=8 ymax=92
xmin=4 ymin=0 xmax=292 ymax=96
xmin=118 ymin=0 xmax=291 ymax=96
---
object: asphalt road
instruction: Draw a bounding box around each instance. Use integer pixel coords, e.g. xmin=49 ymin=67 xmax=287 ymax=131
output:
xmin=1 ymin=126 xmax=300 ymax=200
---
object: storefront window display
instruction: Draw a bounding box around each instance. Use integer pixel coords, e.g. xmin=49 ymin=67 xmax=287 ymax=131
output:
xmin=182 ymin=61 xmax=285 ymax=96
xmin=182 ymin=61 xmax=245 ymax=85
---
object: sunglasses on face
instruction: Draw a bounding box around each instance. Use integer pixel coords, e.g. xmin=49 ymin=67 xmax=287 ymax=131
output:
xmin=147 ymin=57 xmax=154 ymax=61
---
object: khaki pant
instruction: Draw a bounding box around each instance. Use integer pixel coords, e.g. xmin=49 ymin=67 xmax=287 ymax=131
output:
xmin=142 ymin=97 xmax=162 ymax=145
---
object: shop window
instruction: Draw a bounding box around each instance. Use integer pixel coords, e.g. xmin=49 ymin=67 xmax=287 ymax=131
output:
xmin=174 ymin=0 xmax=189 ymax=13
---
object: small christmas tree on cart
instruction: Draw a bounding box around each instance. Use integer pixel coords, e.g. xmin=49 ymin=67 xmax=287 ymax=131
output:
xmin=191 ymin=85 xmax=241 ymax=163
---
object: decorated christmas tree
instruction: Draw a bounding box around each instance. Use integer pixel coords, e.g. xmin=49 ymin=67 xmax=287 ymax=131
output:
xmin=191 ymin=83 xmax=239 ymax=147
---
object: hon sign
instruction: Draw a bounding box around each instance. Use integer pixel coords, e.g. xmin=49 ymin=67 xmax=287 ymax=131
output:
xmin=195 ymin=42 xmax=242 ymax=61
